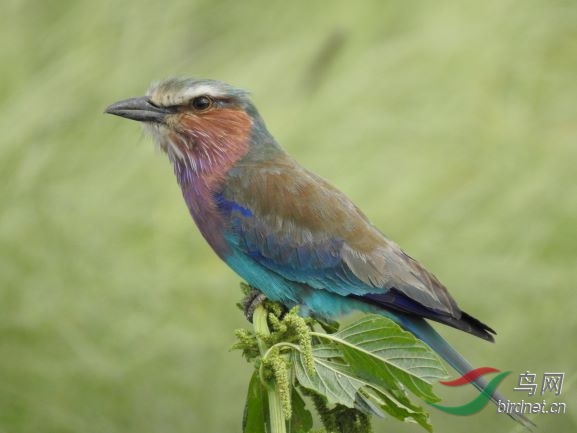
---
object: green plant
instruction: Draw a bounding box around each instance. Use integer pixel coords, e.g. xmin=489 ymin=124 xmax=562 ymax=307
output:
xmin=233 ymin=284 xmax=448 ymax=433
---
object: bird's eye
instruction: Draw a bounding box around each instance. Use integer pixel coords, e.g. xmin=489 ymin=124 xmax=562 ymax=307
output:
xmin=190 ymin=95 xmax=213 ymax=111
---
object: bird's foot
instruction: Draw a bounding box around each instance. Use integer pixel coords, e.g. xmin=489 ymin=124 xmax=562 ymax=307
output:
xmin=241 ymin=288 xmax=268 ymax=323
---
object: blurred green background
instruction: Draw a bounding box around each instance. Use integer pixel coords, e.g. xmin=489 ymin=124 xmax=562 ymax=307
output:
xmin=1 ymin=0 xmax=576 ymax=432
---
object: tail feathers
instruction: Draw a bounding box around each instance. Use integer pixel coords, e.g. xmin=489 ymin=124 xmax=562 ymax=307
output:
xmin=358 ymin=290 xmax=496 ymax=342
xmin=448 ymin=311 xmax=496 ymax=342
xmin=384 ymin=311 xmax=535 ymax=430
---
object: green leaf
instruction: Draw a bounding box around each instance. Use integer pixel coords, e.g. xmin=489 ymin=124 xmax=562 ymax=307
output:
xmin=293 ymin=348 xmax=380 ymax=414
xmin=289 ymin=389 xmax=313 ymax=433
xmin=293 ymin=314 xmax=448 ymax=431
xmin=243 ymin=371 xmax=268 ymax=433
xmin=293 ymin=347 xmax=433 ymax=430
xmin=329 ymin=315 xmax=447 ymax=402
xmin=361 ymin=386 xmax=433 ymax=432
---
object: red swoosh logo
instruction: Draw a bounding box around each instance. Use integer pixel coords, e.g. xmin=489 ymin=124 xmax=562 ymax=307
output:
xmin=439 ymin=367 xmax=501 ymax=386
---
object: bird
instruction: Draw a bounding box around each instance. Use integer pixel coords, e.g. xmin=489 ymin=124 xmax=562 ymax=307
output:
xmin=105 ymin=77 xmax=532 ymax=428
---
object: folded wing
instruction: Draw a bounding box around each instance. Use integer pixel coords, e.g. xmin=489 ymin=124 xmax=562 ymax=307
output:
xmin=220 ymin=156 xmax=495 ymax=341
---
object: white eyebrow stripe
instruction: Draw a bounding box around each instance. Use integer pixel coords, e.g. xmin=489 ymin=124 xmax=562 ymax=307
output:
xmin=147 ymin=79 xmax=249 ymax=107
xmin=182 ymin=84 xmax=229 ymax=100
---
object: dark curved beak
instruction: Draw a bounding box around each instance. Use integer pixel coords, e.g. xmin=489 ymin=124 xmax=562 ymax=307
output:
xmin=104 ymin=97 xmax=174 ymax=123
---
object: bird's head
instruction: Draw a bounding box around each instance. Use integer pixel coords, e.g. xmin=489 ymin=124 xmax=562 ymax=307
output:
xmin=105 ymin=77 xmax=278 ymax=178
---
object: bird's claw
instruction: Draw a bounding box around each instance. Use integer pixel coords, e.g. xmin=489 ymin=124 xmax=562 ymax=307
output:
xmin=242 ymin=289 xmax=268 ymax=322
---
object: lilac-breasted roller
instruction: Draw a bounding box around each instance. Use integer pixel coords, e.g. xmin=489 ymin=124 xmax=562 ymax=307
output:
xmin=106 ymin=77 xmax=532 ymax=428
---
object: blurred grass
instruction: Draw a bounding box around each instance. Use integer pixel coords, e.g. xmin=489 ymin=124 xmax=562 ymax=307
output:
xmin=1 ymin=0 xmax=576 ymax=432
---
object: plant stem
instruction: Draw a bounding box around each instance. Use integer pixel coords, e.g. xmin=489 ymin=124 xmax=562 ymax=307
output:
xmin=253 ymin=305 xmax=287 ymax=433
